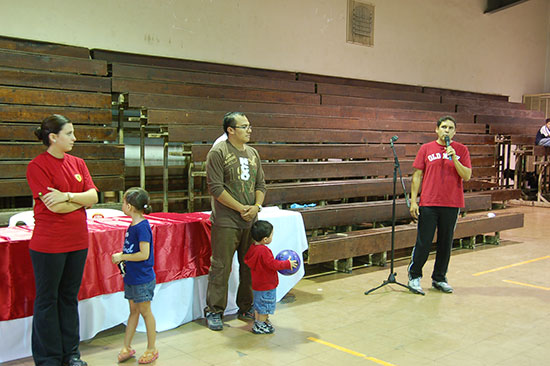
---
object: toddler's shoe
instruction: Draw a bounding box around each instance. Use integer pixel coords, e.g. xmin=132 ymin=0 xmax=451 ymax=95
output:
xmin=252 ymin=321 xmax=274 ymax=334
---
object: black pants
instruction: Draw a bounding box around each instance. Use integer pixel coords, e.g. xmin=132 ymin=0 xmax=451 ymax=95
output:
xmin=29 ymin=248 xmax=88 ymax=366
xmin=408 ymin=206 xmax=459 ymax=282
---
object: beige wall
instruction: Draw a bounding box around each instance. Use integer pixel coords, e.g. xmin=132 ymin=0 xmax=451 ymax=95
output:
xmin=0 ymin=0 xmax=548 ymax=101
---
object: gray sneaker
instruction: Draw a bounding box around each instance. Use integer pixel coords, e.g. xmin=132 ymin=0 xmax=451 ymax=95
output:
xmin=408 ymin=277 xmax=425 ymax=295
xmin=252 ymin=321 xmax=274 ymax=334
xmin=205 ymin=312 xmax=223 ymax=331
xmin=432 ymin=281 xmax=454 ymax=293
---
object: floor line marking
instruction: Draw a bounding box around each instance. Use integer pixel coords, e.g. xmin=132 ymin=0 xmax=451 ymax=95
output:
xmin=472 ymin=255 xmax=550 ymax=276
xmin=307 ymin=337 xmax=397 ymax=366
xmin=502 ymin=280 xmax=550 ymax=291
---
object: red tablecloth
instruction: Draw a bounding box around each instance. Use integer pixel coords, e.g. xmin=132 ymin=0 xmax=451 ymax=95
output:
xmin=0 ymin=212 xmax=212 ymax=321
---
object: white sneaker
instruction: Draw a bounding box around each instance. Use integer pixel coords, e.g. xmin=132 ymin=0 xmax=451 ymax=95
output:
xmin=432 ymin=281 xmax=453 ymax=293
xmin=408 ymin=277 xmax=425 ymax=295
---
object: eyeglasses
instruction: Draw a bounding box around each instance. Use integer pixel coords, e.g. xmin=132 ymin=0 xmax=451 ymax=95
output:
xmin=233 ymin=124 xmax=252 ymax=130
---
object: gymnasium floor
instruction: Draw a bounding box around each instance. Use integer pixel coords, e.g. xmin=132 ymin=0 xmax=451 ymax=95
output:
xmin=5 ymin=205 xmax=549 ymax=366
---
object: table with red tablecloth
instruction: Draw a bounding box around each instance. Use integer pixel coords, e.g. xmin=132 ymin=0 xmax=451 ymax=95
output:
xmin=0 ymin=207 xmax=308 ymax=363
xmin=1 ymin=212 xmax=212 ymax=321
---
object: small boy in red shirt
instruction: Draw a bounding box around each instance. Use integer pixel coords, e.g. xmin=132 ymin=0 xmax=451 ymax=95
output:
xmin=244 ymin=220 xmax=297 ymax=334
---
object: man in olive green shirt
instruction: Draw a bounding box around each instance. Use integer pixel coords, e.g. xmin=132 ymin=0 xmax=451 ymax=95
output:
xmin=204 ymin=112 xmax=266 ymax=331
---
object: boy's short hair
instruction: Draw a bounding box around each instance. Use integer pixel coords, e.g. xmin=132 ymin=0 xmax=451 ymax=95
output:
xmin=251 ymin=220 xmax=273 ymax=242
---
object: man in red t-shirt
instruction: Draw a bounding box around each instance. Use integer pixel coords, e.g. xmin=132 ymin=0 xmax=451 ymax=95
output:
xmin=407 ymin=116 xmax=472 ymax=295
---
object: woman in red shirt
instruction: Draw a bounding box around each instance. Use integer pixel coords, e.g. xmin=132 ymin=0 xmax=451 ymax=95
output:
xmin=26 ymin=114 xmax=98 ymax=366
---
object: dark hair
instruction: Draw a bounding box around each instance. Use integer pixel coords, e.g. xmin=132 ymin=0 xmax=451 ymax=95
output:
xmin=251 ymin=220 xmax=273 ymax=242
xmin=124 ymin=187 xmax=152 ymax=214
xmin=222 ymin=112 xmax=246 ymax=134
xmin=437 ymin=115 xmax=456 ymax=128
xmin=34 ymin=114 xmax=70 ymax=146
xmin=546 ymin=118 xmax=550 ymax=123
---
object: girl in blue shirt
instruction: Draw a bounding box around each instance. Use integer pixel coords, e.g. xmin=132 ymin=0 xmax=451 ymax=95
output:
xmin=111 ymin=187 xmax=158 ymax=364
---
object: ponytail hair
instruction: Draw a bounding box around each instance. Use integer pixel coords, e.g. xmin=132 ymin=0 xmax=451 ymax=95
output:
xmin=124 ymin=187 xmax=152 ymax=214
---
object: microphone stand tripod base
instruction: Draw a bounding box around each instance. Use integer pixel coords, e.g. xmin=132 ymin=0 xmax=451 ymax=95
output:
xmin=364 ymin=272 xmax=425 ymax=296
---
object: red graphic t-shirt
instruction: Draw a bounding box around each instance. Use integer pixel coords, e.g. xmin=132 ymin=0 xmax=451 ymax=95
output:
xmin=413 ymin=140 xmax=471 ymax=208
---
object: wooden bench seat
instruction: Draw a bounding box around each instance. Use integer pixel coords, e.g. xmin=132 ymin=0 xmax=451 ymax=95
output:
xmin=93 ymin=48 xmax=297 ymax=80
xmin=111 ymin=63 xmax=316 ymax=93
xmin=307 ymin=211 xmax=524 ymax=264
xmin=0 ymin=49 xmax=107 ymax=76
xmin=0 ymin=143 xmax=124 ymax=197
xmin=146 ymin=109 xmax=483 ymax=134
xmin=0 ymin=176 xmax=124 ymax=197
xmin=442 ymin=95 xmax=525 ymax=110
xmin=0 ymin=104 xmax=112 ymax=124
xmin=265 ymin=178 xmax=411 ymax=205
xmin=0 ymin=85 xmax=111 ymax=109
xmin=0 ymin=124 xmax=117 ymax=142
xmin=126 ymin=92 xmax=471 ymax=122
xmin=113 ymin=77 xmax=320 ymax=105
xmin=295 ymin=194 xmax=492 ymax=230
xmin=0 ymin=67 xmax=110 ymax=93
xmin=262 ymin=160 xmax=414 ymax=181
xmin=317 ymin=83 xmax=440 ymax=103
xmin=476 ymin=114 xmax=544 ymax=125
xmin=490 ymin=123 xmax=539 ymax=136
xmin=404 ymin=143 xmax=495 ymax=158
xmin=191 ymin=143 xmax=404 ymax=162
xmin=321 ymin=94 xmax=455 ymax=112
xmin=266 ymin=172 xmax=500 ymax=206
xmin=297 ymin=72 xmax=423 ymax=93
xmin=0 ymin=38 xmax=121 ymax=201
xmin=461 ymin=106 xmax=544 ymax=119
xmin=0 ymin=36 xmax=90 ymax=59
xmin=422 ymin=87 xmax=508 ymax=102
xmin=168 ymin=125 xmax=494 ymax=145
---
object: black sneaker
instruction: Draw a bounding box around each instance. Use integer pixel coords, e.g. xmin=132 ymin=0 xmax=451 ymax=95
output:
xmin=252 ymin=321 xmax=274 ymax=334
xmin=63 ymin=357 xmax=88 ymax=366
xmin=237 ymin=308 xmax=255 ymax=321
xmin=205 ymin=312 xmax=223 ymax=331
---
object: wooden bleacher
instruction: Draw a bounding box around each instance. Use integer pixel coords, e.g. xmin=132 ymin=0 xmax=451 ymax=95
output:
xmin=90 ymin=49 xmax=524 ymax=267
xmin=0 ymin=38 xmax=526 ymax=269
xmin=0 ymin=36 xmax=124 ymax=210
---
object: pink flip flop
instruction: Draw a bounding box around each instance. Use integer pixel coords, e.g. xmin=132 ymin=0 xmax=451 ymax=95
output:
xmin=117 ymin=348 xmax=136 ymax=363
xmin=138 ymin=350 xmax=159 ymax=364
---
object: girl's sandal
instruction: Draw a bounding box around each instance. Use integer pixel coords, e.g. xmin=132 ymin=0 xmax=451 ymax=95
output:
xmin=138 ymin=349 xmax=159 ymax=364
xmin=117 ymin=348 xmax=136 ymax=363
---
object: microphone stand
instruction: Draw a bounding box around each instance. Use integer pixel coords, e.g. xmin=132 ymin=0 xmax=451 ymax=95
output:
xmin=365 ymin=136 xmax=424 ymax=295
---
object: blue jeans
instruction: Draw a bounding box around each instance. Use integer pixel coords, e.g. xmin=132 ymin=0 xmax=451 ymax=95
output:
xmin=253 ymin=288 xmax=276 ymax=315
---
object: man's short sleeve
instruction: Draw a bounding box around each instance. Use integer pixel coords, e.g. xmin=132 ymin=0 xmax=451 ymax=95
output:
xmin=413 ymin=144 xmax=427 ymax=171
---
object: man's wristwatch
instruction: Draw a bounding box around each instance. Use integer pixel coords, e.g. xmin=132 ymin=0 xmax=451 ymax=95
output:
xmin=255 ymin=203 xmax=262 ymax=212
xmin=67 ymin=192 xmax=74 ymax=202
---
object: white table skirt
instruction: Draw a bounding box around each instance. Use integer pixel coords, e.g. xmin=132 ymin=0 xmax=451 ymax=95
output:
xmin=0 ymin=207 xmax=308 ymax=362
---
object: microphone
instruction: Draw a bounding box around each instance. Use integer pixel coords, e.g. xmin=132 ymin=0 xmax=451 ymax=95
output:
xmin=444 ymin=136 xmax=452 ymax=160
xmin=390 ymin=135 xmax=398 ymax=142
